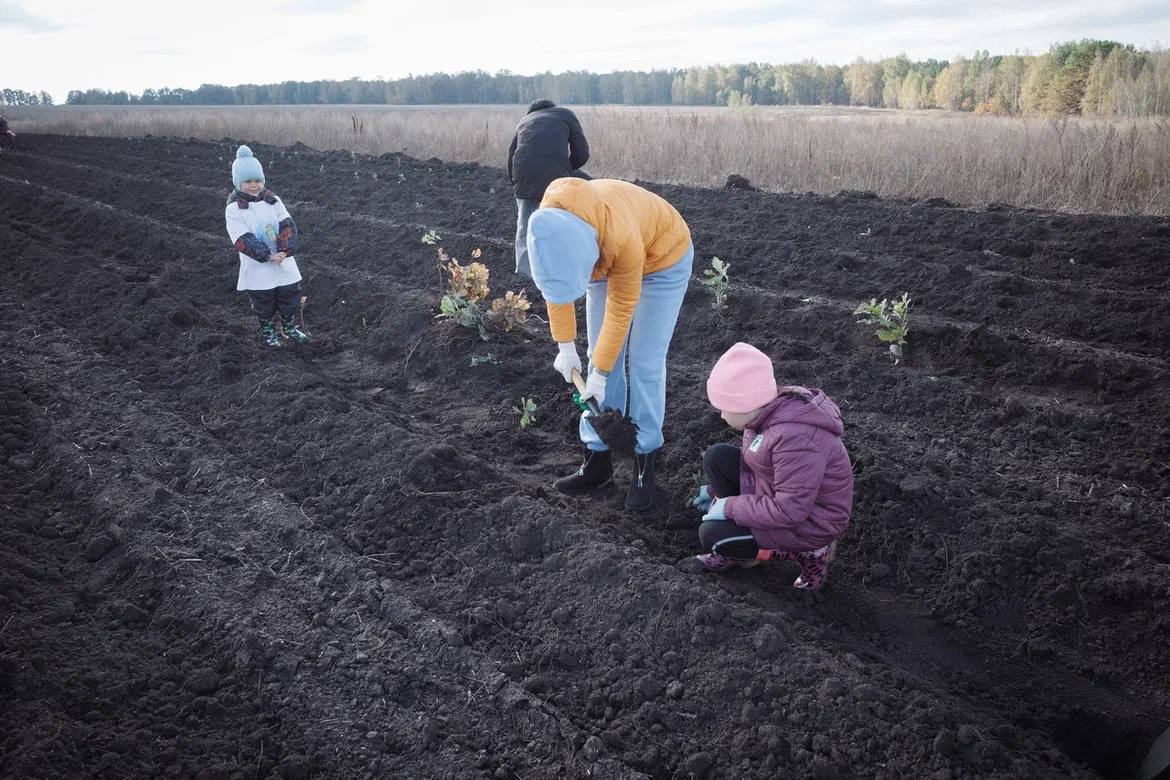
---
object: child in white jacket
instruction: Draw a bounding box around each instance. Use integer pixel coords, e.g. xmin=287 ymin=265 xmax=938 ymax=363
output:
xmin=224 ymin=145 xmax=309 ymax=347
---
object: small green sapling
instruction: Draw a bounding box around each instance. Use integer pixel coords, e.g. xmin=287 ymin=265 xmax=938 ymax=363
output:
xmin=514 ymin=397 xmax=538 ymax=429
xmin=702 ymin=257 xmax=731 ymax=310
xmin=853 ymin=292 xmax=911 ymax=363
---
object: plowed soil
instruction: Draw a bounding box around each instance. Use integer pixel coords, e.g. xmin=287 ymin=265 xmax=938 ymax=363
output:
xmin=1 ymin=134 xmax=1168 ymax=780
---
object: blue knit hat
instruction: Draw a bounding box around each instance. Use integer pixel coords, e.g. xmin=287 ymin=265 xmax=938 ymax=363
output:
xmin=232 ymin=145 xmax=265 ymax=188
xmin=527 ymin=208 xmax=599 ymax=304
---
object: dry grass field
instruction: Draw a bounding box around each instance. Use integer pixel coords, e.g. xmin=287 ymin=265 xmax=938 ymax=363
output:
xmin=6 ymin=104 xmax=1169 ymax=215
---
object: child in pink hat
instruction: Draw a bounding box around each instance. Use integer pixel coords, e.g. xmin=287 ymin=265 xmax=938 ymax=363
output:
xmin=690 ymin=343 xmax=853 ymax=592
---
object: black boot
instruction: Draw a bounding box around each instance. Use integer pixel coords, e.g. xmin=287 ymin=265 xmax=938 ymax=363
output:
xmin=554 ymin=449 xmax=613 ymax=493
xmin=624 ymin=449 xmax=658 ymax=512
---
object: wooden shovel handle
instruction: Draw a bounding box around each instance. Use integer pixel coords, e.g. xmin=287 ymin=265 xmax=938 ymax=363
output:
xmin=570 ymin=368 xmax=602 ymax=416
xmin=570 ymin=367 xmax=588 ymax=394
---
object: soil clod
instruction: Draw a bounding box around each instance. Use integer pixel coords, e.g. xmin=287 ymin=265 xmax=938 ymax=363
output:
xmin=588 ymin=410 xmax=639 ymax=455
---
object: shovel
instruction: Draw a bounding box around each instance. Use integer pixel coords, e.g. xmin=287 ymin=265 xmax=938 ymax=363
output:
xmin=1141 ymin=723 xmax=1170 ymax=780
xmin=570 ymin=368 xmax=602 ymax=419
xmin=568 ymin=368 xmax=639 ymax=455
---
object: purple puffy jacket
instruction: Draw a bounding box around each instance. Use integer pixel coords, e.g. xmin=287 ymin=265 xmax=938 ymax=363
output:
xmin=723 ymin=388 xmax=853 ymax=552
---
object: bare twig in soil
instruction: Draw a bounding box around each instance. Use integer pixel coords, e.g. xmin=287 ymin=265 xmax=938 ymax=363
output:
xmin=254 ymin=739 xmax=264 ymax=780
xmin=399 ymin=484 xmax=481 ymax=497
xmin=403 ymin=334 xmax=424 ymax=380
xmin=257 ymin=629 xmax=304 ymax=646
xmin=277 ymin=549 xmax=298 ymax=572
xmin=240 ymin=373 xmax=275 ymax=408
xmin=297 ymin=501 xmax=316 ymax=527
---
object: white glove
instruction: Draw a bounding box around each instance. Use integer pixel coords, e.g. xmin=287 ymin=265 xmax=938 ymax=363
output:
xmin=582 ymin=370 xmax=607 ymax=403
xmin=553 ymin=342 xmax=582 ymax=383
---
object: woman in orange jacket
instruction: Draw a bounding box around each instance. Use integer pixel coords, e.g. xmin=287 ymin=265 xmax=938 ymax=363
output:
xmin=527 ymin=177 xmax=694 ymax=511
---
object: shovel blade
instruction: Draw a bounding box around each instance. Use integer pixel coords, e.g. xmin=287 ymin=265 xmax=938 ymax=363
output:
xmin=1141 ymin=724 xmax=1170 ymax=780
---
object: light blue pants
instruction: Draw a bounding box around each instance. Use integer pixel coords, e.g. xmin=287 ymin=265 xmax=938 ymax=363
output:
xmin=581 ymin=244 xmax=694 ymax=454
xmin=514 ymin=198 xmax=540 ymax=278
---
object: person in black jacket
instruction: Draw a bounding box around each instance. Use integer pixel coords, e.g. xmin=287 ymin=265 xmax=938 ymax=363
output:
xmin=507 ymin=99 xmax=590 ymax=277
xmin=0 ymin=117 xmax=15 ymax=151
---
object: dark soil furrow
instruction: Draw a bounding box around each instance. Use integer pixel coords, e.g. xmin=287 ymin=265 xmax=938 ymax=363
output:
xmin=2 ymin=134 xmax=1168 ymax=780
xmin=8 ymin=142 xmax=1168 ymax=366
xmin=18 ymin=134 xmax=1170 ymax=296
xmin=0 ymin=262 xmax=640 ymax=779
xmin=1 ymin=224 xmax=1083 ymax=780
xmin=6 ymin=156 xmax=1168 ymax=417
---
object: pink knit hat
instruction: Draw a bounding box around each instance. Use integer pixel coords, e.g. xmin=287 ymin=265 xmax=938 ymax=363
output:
xmin=706 ymin=343 xmax=778 ymax=413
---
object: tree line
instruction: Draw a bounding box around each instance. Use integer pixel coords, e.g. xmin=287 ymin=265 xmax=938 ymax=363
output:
xmin=1 ymin=89 xmax=54 ymax=106
xmin=29 ymin=40 xmax=1170 ymax=117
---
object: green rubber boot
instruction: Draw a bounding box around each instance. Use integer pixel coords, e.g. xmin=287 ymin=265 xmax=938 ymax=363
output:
xmin=280 ymin=314 xmax=311 ymax=345
xmin=260 ymin=319 xmax=283 ymax=347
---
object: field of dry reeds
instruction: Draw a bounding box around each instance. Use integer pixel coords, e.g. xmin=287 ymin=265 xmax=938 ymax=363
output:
xmin=7 ymin=104 xmax=1169 ymax=215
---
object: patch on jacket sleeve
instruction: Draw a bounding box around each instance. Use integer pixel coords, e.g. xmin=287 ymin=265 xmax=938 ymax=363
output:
xmin=749 ymin=434 xmax=765 ymax=452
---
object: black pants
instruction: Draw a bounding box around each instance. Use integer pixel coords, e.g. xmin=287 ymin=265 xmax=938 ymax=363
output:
xmin=247 ymin=282 xmax=302 ymax=321
xmin=698 ymin=443 xmax=760 ymax=560
xmin=703 ymin=442 xmax=741 ymax=496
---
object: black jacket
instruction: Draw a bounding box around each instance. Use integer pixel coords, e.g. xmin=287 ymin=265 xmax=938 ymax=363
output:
xmin=507 ymin=105 xmax=589 ymax=201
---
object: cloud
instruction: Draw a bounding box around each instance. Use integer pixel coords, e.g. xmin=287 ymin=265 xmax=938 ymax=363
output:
xmin=0 ymin=0 xmax=64 ymax=31
xmin=639 ymin=0 xmax=1170 ymax=65
xmin=279 ymin=0 xmax=363 ymax=12
xmin=137 ymin=46 xmax=183 ymax=57
xmin=829 ymin=0 xmax=975 ymax=29
xmin=690 ymin=2 xmax=805 ymax=28
xmin=1035 ymin=0 xmax=1170 ymax=32
xmin=306 ymin=33 xmax=372 ymax=55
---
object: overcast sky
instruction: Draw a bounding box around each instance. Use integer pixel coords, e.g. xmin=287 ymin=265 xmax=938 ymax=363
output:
xmin=4 ymin=0 xmax=1168 ymax=101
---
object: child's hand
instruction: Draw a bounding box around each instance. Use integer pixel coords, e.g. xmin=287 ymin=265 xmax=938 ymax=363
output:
xmin=702 ymin=497 xmax=729 ymax=522
xmin=691 ymin=485 xmax=713 ymax=512
xmin=271 ymin=252 xmax=286 ymax=265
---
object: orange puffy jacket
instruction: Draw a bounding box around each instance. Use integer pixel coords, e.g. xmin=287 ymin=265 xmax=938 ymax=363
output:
xmin=540 ymin=178 xmax=691 ymax=373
